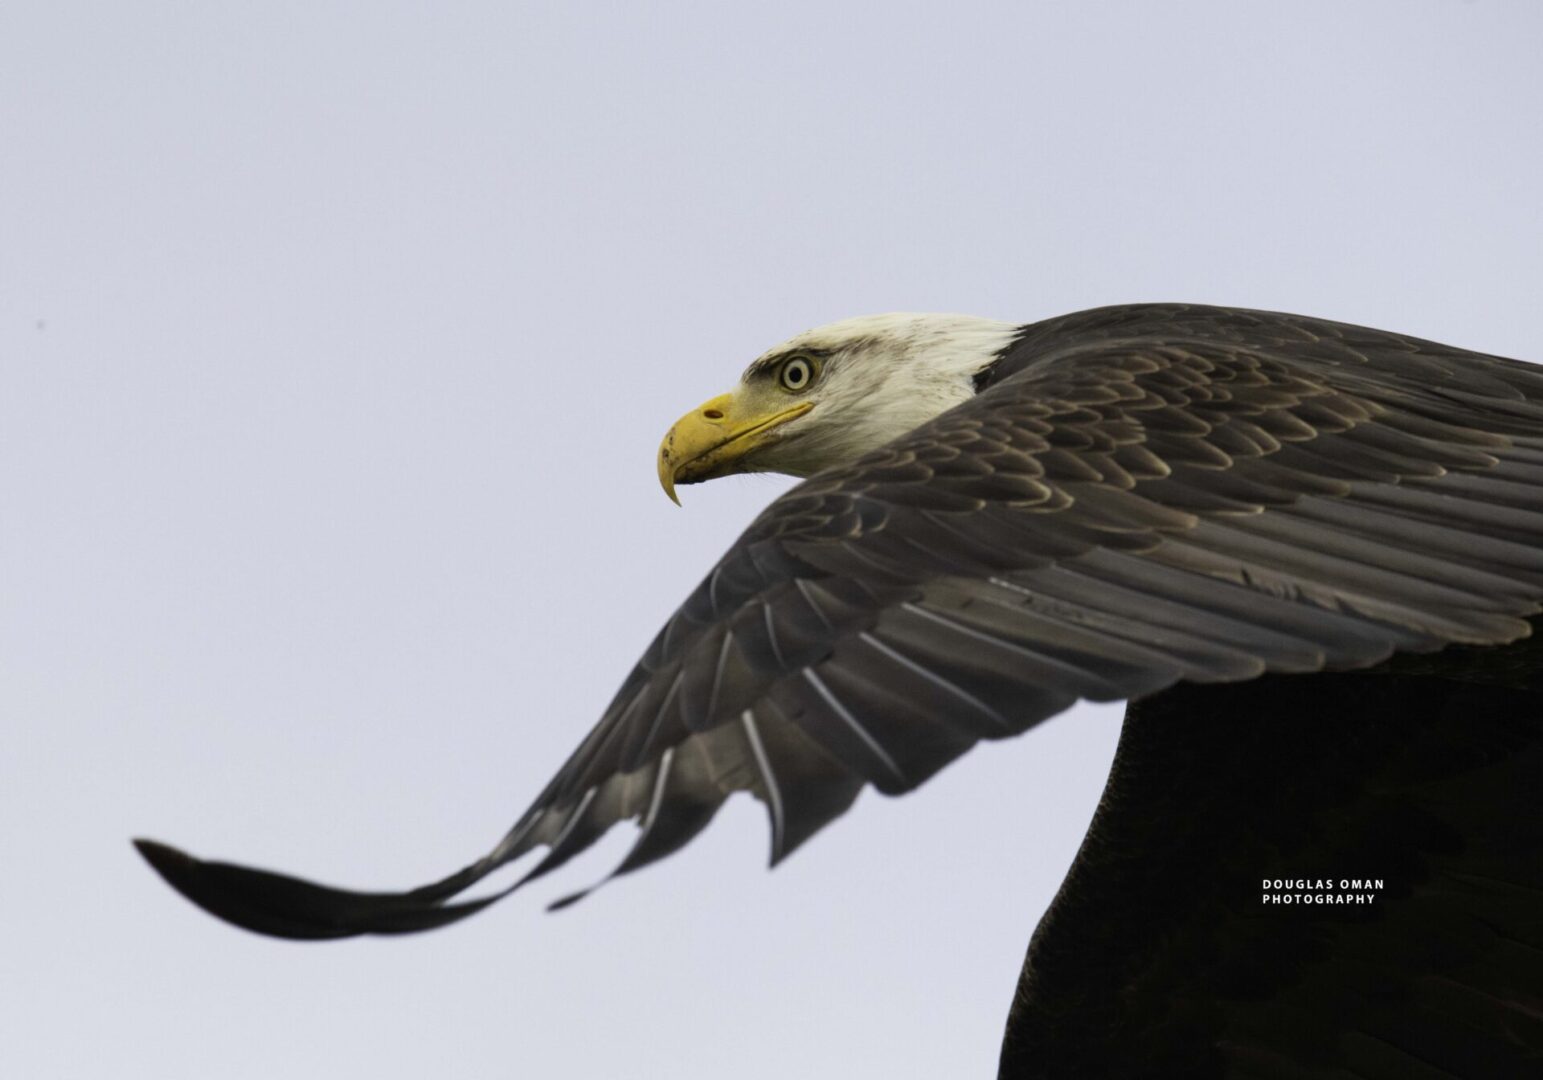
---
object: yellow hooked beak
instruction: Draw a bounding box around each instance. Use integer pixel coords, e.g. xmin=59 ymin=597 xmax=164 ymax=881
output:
xmin=657 ymin=393 xmax=814 ymax=504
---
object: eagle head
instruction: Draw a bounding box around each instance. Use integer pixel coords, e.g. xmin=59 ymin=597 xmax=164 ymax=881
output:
xmin=657 ymin=313 xmax=1019 ymax=502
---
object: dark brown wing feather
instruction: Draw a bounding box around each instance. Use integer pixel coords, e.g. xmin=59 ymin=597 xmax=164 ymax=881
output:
xmin=137 ymin=304 xmax=1543 ymax=941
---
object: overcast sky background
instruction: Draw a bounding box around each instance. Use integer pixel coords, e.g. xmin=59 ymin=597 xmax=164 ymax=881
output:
xmin=4 ymin=3 xmax=1542 ymax=1078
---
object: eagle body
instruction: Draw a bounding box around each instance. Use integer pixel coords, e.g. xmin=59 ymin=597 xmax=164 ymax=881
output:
xmin=1002 ymin=646 xmax=1543 ymax=1078
xmin=138 ymin=305 xmax=1543 ymax=1077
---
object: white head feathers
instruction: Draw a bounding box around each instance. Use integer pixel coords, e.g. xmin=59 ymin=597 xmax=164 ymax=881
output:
xmin=740 ymin=313 xmax=1020 ymax=477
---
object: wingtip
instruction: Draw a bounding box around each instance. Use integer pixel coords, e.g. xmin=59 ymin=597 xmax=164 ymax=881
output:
xmin=132 ymin=836 xmax=187 ymax=872
xmin=132 ymin=836 xmax=356 ymax=940
xmin=132 ymin=835 xmax=506 ymax=940
xmin=132 ymin=836 xmax=212 ymax=899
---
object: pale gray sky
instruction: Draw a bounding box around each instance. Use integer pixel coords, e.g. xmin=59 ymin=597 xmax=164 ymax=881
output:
xmin=4 ymin=3 xmax=1541 ymax=1078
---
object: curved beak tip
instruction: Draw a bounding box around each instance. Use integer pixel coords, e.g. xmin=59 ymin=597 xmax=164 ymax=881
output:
xmin=657 ymin=454 xmax=682 ymax=506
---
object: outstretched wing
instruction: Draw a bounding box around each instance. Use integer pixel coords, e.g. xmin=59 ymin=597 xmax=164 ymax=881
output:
xmin=137 ymin=304 xmax=1543 ymax=938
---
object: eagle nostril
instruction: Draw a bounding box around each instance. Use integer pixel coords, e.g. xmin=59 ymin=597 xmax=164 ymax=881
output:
xmin=703 ymin=409 xmax=724 ymax=420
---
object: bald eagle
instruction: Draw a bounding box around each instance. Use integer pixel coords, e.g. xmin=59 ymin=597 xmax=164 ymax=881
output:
xmin=138 ymin=305 xmax=1543 ymax=1078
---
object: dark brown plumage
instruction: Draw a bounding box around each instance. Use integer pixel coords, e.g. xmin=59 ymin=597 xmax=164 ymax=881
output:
xmin=137 ymin=305 xmax=1543 ymax=1076
xmin=1001 ymin=644 xmax=1543 ymax=1078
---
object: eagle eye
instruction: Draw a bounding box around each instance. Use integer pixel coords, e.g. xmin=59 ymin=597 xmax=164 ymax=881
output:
xmin=779 ymin=356 xmax=816 ymax=392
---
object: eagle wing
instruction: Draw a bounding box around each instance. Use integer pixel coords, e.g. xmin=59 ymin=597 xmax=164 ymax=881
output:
xmin=138 ymin=304 xmax=1543 ymax=938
